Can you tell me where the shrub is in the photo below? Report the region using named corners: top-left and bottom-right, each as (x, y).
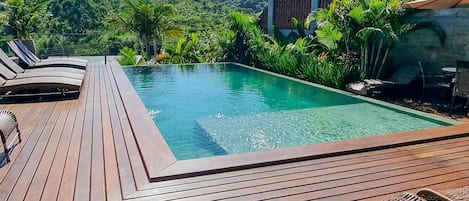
top-left (118, 46), bottom-right (137, 65)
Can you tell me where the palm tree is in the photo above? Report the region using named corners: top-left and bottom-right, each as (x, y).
top-left (108, 0), bottom-right (182, 59)
top-left (313, 0), bottom-right (444, 79)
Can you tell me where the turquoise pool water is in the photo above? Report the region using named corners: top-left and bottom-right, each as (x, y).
top-left (123, 63), bottom-right (451, 160)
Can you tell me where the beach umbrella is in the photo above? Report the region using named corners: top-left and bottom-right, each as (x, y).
top-left (407, 0), bottom-right (469, 9)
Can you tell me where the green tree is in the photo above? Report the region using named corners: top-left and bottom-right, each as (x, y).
top-left (108, 0), bottom-right (182, 58)
top-left (0, 0), bottom-right (49, 39)
top-left (47, 0), bottom-right (102, 33)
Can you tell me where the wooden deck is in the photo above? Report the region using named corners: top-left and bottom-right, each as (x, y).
top-left (0, 60), bottom-right (468, 201)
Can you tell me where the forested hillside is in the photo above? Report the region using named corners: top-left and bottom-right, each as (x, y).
top-left (219, 0), bottom-right (268, 12)
top-left (165, 0), bottom-right (267, 33)
top-left (0, 0), bottom-right (267, 57)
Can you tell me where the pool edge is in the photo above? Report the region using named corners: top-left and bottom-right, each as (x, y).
top-left (115, 61), bottom-right (467, 182)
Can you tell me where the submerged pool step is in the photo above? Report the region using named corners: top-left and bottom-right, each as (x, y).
top-left (196, 103), bottom-right (444, 155)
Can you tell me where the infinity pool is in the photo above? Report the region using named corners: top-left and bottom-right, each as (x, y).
top-left (123, 63), bottom-right (453, 160)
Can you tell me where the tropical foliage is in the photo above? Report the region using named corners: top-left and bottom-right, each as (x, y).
top-left (0, 0), bottom-right (433, 90)
top-left (108, 0), bottom-right (182, 58)
top-left (0, 0), bottom-right (50, 39)
top-left (0, 0), bottom-right (263, 57)
top-left (312, 0), bottom-right (437, 79)
top-left (223, 12), bottom-right (355, 88)
top-left (118, 46), bottom-right (138, 65)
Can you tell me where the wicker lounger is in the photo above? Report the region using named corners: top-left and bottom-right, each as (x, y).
top-left (389, 186), bottom-right (469, 201)
top-left (0, 110), bottom-right (21, 163)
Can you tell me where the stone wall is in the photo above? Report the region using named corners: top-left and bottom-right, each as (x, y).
top-left (390, 8), bottom-right (469, 74)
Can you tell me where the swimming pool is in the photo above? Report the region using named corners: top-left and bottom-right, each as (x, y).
top-left (123, 63), bottom-right (455, 160)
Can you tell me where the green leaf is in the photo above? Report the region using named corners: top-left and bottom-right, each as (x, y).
top-left (348, 6), bottom-right (365, 24)
top-left (292, 17), bottom-right (306, 38)
top-left (315, 23), bottom-right (342, 50)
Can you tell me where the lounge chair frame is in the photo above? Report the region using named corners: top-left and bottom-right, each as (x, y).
top-left (0, 110), bottom-right (21, 163)
top-left (449, 60), bottom-right (469, 114)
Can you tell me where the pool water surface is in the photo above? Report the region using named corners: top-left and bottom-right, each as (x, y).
top-left (123, 64), bottom-right (452, 160)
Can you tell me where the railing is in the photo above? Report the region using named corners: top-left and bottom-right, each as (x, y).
top-left (1, 33), bottom-right (136, 58)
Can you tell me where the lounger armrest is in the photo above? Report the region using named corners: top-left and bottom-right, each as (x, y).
top-left (416, 188), bottom-right (453, 201)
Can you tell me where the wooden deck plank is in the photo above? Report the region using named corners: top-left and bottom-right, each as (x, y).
top-left (103, 63), bottom-right (138, 198)
top-left (145, 136), bottom-right (469, 190)
top-left (0, 103), bottom-right (56, 199)
top-left (3, 102), bottom-right (66, 201)
top-left (163, 161), bottom-right (469, 201)
top-left (0, 103), bottom-right (48, 183)
top-left (90, 64), bottom-right (106, 201)
top-left (74, 65), bottom-right (96, 201)
top-left (23, 101), bottom-right (73, 201)
top-left (128, 137), bottom-right (469, 199)
top-left (101, 63), bottom-right (123, 201)
top-left (57, 63), bottom-right (91, 201)
top-left (313, 169), bottom-right (469, 201)
top-left (36, 98), bottom-right (78, 201)
top-left (109, 62), bottom-right (149, 191)
top-left (109, 61), bottom-right (176, 178)
top-left (246, 160), bottom-right (469, 201)
top-left (128, 141), bottom-right (469, 200)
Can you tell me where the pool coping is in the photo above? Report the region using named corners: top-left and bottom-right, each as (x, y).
top-left (112, 61), bottom-right (467, 182)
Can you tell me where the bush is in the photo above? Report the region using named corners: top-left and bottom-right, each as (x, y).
top-left (118, 46), bottom-right (137, 65)
top-left (224, 12), bottom-right (357, 89)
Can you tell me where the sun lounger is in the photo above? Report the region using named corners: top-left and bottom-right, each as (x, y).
top-left (13, 39), bottom-right (88, 64)
top-left (0, 48), bottom-right (85, 76)
top-left (0, 62), bottom-right (84, 80)
top-left (0, 75), bottom-right (82, 95)
top-left (0, 50), bottom-right (84, 97)
top-left (346, 64), bottom-right (422, 96)
top-left (7, 41), bottom-right (87, 69)
top-left (0, 64), bottom-right (83, 97)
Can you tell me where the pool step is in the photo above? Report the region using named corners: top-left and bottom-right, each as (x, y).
top-left (196, 103), bottom-right (443, 155)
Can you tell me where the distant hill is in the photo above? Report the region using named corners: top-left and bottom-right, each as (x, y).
top-left (219, 0), bottom-right (268, 13)
top-left (168, 0), bottom-right (268, 33)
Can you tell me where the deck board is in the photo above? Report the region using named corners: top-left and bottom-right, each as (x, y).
top-left (101, 63), bottom-right (123, 201)
top-left (6, 102), bottom-right (65, 201)
top-left (40, 96), bottom-right (78, 201)
top-left (128, 144), bottom-right (469, 200)
top-left (0, 103), bottom-right (48, 183)
top-left (0, 59), bottom-right (468, 201)
top-left (90, 63), bottom-right (106, 201)
top-left (138, 137), bottom-right (469, 196)
top-left (57, 63), bottom-right (90, 201)
top-left (74, 64), bottom-right (95, 201)
top-left (108, 63), bottom-right (148, 192)
top-left (104, 62), bottom-right (139, 197)
top-left (23, 101), bottom-right (72, 201)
